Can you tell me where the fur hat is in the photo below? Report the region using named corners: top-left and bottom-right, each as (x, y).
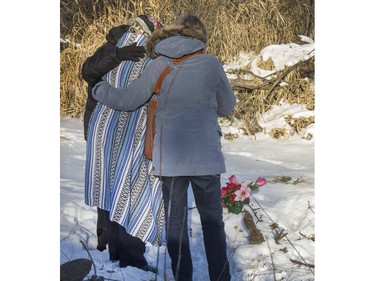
top-left (128, 15), bottom-right (163, 37)
top-left (145, 24), bottom-right (207, 58)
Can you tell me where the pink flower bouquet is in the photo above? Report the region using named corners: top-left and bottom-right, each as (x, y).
top-left (221, 175), bottom-right (267, 214)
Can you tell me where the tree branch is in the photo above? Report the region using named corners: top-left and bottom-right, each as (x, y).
top-left (228, 56), bottom-right (314, 91)
top-left (289, 258), bottom-right (315, 269)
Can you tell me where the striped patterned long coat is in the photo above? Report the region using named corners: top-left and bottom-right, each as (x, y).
top-left (84, 32), bottom-right (164, 245)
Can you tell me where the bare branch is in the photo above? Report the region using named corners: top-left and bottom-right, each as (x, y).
top-left (308, 201), bottom-right (315, 214)
top-left (289, 258), bottom-right (315, 269)
top-left (299, 230), bottom-right (315, 242)
top-left (229, 56), bottom-right (314, 92)
top-left (228, 77), bottom-right (266, 90)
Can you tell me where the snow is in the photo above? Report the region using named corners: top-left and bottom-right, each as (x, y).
top-left (60, 116), bottom-right (314, 281)
top-left (257, 102), bottom-right (314, 140)
top-left (223, 36), bottom-right (314, 79)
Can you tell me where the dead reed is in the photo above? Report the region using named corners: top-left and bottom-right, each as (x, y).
top-left (60, 0), bottom-right (315, 136)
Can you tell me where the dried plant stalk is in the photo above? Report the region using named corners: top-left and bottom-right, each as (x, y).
top-left (60, 0), bottom-right (314, 123)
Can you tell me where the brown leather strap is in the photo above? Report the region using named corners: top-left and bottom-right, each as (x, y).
top-left (172, 49), bottom-right (204, 64)
top-left (152, 49), bottom-right (204, 95)
top-left (144, 49), bottom-right (205, 160)
top-left (152, 66), bottom-right (172, 95)
top-left (149, 98), bottom-right (157, 110)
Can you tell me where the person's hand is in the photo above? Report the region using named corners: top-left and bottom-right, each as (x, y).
top-left (116, 43), bottom-right (146, 62)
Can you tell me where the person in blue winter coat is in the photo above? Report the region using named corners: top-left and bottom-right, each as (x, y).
top-left (92, 14), bottom-right (235, 281)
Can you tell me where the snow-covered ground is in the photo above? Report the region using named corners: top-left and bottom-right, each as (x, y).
top-left (60, 110), bottom-right (314, 281)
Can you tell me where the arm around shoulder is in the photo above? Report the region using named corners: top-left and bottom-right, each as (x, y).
top-left (92, 72), bottom-right (154, 111)
top-left (81, 43), bottom-right (120, 87)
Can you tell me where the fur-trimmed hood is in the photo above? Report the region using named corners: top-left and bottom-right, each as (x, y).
top-left (145, 24), bottom-right (207, 58)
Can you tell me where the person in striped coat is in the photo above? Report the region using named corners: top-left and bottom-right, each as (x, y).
top-left (82, 15), bottom-right (164, 271)
top-left (82, 23), bottom-right (142, 253)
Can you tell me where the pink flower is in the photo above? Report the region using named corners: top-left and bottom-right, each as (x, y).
top-left (256, 177), bottom-right (267, 187)
top-left (228, 175), bottom-right (238, 184)
top-left (234, 185), bottom-right (250, 202)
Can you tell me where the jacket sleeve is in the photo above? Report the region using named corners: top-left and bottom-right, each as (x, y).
top-left (215, 59), bottom-right (236, 116)
top-left (81, 43), bottom-right (121, 140)
top-left (92, 62), bottom-right (159, 111)
top-left (81, 26), bottom-right (129, 141)
top-left (83, 87), bottom-right (97, 141)
top-left (81, 43), bottom-right (122, 87)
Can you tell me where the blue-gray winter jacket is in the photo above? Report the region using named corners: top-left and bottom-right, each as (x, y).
top-left (93, 25), bottom-right (236, 176)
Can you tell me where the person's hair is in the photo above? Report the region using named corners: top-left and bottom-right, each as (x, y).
top-left (174, 14), bottom-right (208, 43)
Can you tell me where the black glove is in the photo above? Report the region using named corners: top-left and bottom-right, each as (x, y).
top-left (88, 78), bottom-right (103, 88)
top-left (116, 43), bottom-right (146, 62)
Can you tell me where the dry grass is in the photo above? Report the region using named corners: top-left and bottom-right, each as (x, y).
top-left (269, 128), bottom-right (288, 139)
top-left (269, 176), bottom-right (308, 185)
top-left (285, 115), bottom-right (315, 135)
top-left (230, 75), bottom-right (314, 136)
top-left (60, 0), bottom-right (315, 128)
